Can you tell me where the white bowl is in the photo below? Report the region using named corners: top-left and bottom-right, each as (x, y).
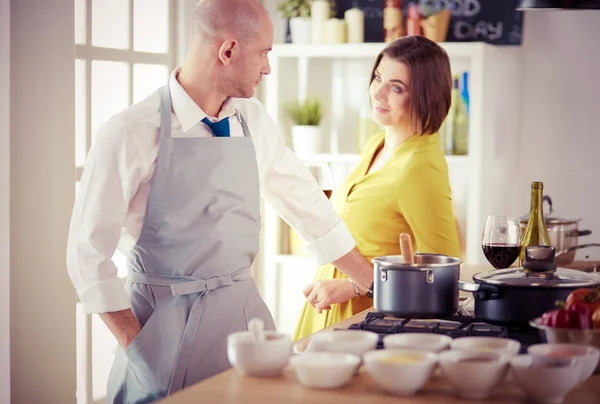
top-left (383, 333), bottom-right (452, 353)
top-left (530, 317), bottom-right (600, 372)
top-left (363, 349), bottom-right (438, 396)
top-left (438, 349), bottom-right (510, 399)
top-left (450, 336), bottom-right (521, 356)
top-left (527, 343), bottom-right (600, 384)
top-left (289, 352), bottom-right (361, 389)
top-left (510, 354), bottom-right (583, 404)
top-left (227, 331), bottom-right (292, 377)
top-left (305, 330), bottom-right (379, 357)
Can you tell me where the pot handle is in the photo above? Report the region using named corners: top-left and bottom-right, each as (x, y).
top-left (576, 230), bottom-right (592, 237)
top-left (458, 281), bottom-right (502, 301)
top-left (543, 195), bottom-right (553, 216)
top-left (458, 280), bottom-right (480, 292)
top-left (380, 267), bottom-right (435, 283)
top-left (556, 243), bottom-right (600, 258)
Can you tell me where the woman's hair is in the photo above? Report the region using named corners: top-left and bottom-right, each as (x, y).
top-left (370, 36), bottom-right (452, 135)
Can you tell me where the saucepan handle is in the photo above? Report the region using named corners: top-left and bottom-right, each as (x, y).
top-left (458, 281), bottom-right (502, 301)
top-left (458, 280), bottom-right (480, 292)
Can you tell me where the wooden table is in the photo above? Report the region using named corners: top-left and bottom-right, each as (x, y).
top-left (158, 262), bottom-right (600, 403)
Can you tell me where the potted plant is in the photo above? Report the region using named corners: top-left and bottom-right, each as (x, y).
top-left (286, 97), bottom-right (324, 155)
top-left (277, 0), bottom-right (312, 44)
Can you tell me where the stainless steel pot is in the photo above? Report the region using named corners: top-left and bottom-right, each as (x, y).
top-left (372, 253), bottom-right (461, 318)
top-left (519, 195), bottom-right (592, 265)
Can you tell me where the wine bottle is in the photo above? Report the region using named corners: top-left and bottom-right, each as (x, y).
top-left (451, 75), bottom-right (468, 156)
top-left (520, 181), bottom-right (551, 264)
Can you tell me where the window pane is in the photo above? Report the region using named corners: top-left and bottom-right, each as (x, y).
top-left (134, 0), bottom-right (169, 53)
top-left (75, 60), bottom-right (87, 167)
top-left (92, 0), bottom-right (129, 49)
top-left (91, 61), bottom-right (129, 142)
top-left (133, 64), bottom-right (168, 103)
top-left (74, 0), bottom-right (86, 45)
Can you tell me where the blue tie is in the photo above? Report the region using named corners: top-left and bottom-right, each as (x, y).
top-left (201, 117), bottom-right (230, 137)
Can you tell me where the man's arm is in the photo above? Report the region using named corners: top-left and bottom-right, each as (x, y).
top-left (258, 109), bottom-right (373, 285)
top-left (331, 247), bottom-right (373, 292)
top-left (100, 310), bottom-right (142, 349)
top-left (66, 118), bottom-right (145, 348)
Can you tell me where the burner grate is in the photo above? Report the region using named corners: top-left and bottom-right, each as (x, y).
top-left (345, 311), bottom-right (541, 352)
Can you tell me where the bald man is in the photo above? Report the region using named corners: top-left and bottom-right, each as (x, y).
top-left (66, 0), bottom-right (374, 402)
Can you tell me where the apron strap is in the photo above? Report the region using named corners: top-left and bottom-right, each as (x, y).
top-left (128, 266), bottom-right (252, 394)
top-left (159, 86), bottom-right (173, 139)
top-left (128, 267), bottom-right (251, 296)
top-left (235, 110), bottom-right (252, 138)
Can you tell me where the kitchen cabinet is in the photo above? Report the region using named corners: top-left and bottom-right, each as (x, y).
top-left (257, 42), bottom-right (523, 335)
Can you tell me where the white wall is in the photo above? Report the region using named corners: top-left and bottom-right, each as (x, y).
top-left (10, 0), bottom-right (77, 402)
top-left (0, 0), bottom-right (11, 402)
top-left (517, 11), bottom-right (600, 260)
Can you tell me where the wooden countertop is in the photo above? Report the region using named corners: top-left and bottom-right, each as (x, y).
top-left (158, 262), bottom-right (600, 404)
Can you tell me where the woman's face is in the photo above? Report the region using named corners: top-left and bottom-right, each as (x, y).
top-left (369, 55), bottom-right (411, 128)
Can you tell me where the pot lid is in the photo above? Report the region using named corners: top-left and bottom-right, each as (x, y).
top-left (518, 195), bottom-right (580, 226)
top-left (473, 267), bottom-right (600, 288)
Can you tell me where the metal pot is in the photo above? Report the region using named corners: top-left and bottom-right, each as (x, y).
top-left (459, 246), bottom-right (600, 326)
top-left (372, 253), bottom-right (461, 318)
top-left (519, 195), bottom-right (592, 265)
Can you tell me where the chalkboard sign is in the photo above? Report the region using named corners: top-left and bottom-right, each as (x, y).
top-left (334, 0), bottom-right (523, 45)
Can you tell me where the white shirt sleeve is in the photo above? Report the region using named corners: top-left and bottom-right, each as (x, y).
top-left (259, 112), bottom-right (356, 265)
top-left (66, 117), bottom-right (147, 313)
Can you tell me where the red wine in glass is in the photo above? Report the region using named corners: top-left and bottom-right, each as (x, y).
top-left (482, 215), bottom-right (522, 269)
top-left (482, 243), bottom-right (521, 269)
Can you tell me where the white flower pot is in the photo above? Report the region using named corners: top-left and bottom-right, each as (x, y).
top-left (292, 125), bottom-right (322, 155)
top-left (289, 17), bottom-right (312, 44)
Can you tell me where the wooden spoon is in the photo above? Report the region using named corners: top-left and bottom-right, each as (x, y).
top-left (399, 233), bottom-right (415, 265)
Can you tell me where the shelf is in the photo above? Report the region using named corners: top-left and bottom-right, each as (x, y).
top-left (296, 153), bottom-right (468, 165)
top-left (296, 153), bottom-right (361, 164)
top-left (445, 155), bottom-right (469, 164)
top-left (271, 42), bottom-right (487, 60)
top-left (273, 254), bottom-right (317, 267)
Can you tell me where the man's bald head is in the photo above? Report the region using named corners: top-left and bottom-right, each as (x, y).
top-left (192, 0), bottom-right (270, 45)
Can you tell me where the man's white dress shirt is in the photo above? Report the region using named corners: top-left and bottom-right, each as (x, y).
top-left (66, 70), bottom-right (355, 313)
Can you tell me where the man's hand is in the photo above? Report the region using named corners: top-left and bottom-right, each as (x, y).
top-left (303, 279), bottom-right (358, 313)
top-left (100, 309), bottom-right (142, 350)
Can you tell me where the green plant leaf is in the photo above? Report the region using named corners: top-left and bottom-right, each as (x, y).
top-left (286, 97), bottom-right (324, 126)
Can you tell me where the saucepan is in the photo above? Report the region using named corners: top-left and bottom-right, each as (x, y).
top-left (372, 234), bottom-right (461, 318)
top-left (519, 195), bottom-right (592, 265)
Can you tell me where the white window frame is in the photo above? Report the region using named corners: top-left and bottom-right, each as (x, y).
top-left (75, 2), bottom-right (177, 403)
top-left (75, 0), bottom-right (177, 181)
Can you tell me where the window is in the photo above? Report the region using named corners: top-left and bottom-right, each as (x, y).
top-left (74, 1), bottom-right (175, 402)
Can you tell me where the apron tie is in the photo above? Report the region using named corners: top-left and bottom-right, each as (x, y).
top-left (127, 270), bottom-right (245, 296)
top-left (127, 266), bottom-right (252, 393)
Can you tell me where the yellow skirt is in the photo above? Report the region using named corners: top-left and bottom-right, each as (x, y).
top-left (293, 263), bottom-right (373, 341)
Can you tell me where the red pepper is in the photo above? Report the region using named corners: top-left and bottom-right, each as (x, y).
top-left (539, 308), bottom-right (592, 329)
top-left (565, 286), bottom-right (600, 320)
top-left (593, 307), bottom-right (600, 328)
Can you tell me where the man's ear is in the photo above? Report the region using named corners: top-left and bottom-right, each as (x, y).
top-left (218, 40), bottom-right (237, 66)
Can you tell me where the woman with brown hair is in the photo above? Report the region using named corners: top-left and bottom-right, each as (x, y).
top-left (294, 36), bottom-right (461, 340)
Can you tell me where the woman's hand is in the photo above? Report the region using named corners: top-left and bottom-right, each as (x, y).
top-left (303, 279), bottom-right (358, 313)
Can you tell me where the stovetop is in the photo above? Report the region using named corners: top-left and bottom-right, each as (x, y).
top-left (347, 311), bottom-right (543, 354)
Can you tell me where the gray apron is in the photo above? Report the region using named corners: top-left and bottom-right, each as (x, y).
top-left (106, 86), bottom-right (275, 404)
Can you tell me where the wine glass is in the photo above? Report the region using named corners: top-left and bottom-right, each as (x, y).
top-left (482, 215), bottom-right (522, 269)
top-left (303, 160), bottom-right (334, 199)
